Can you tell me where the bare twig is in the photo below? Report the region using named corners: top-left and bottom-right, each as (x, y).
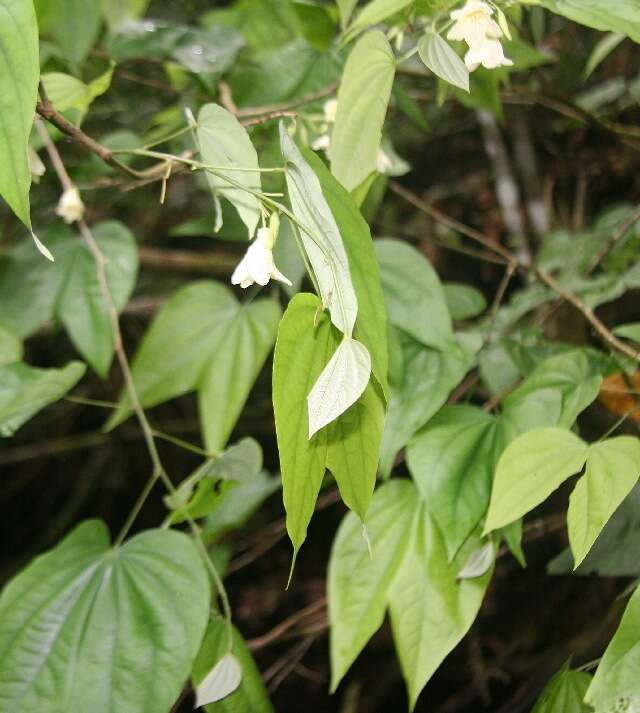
top-left (586, 204), bottom-right (640, 273)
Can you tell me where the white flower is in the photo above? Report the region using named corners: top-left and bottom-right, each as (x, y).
top-left (376, 148), bottom-right (393, 174)
top-left (448, 1), bottom-right (501, 47)
top-left (311, 133), bottom-right (331, 151)
top-left (323, 98), bottom-right (338, 123)
top-left (28, 146), bottom-right (45, 182)
top-left (55, 186), bottom-right (85, 224)
top-left (464, 38), bottom-right (514, 70)
top-left (447, 0), bottom-right (513, 72)
top-left (231, 226), bottom-right (292, 289)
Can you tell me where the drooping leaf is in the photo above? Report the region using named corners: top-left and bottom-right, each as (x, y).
top-left (0, 520), bottom-right (210, 713)
top-left (346, 0), bottom-right (413, 37)
top-left (0, 361), bottom-right (86, 437)
top-left (280, 124), bottom-right (359, 336)
top-left (0, 0), bottom-right (39, 227)
top-left (308, 337), bottom-right (371, 438)
top-left (337, 0), bottom-right (358, 27)
top-left (37, 0), bottom-right (102, 65)
top-left (329, 479), bottom-right (419, 691)
top-left (484, 427), bottom-right (589, 533)
top-left (388, 509), bottom-right (492, 710)
top-left (375, 239), bottom-right (454, 350)
top-left (586, 585), bottom-right (640, 712)
top-left (418, 31), bottom-right (470, 92)
top-left (583, 32), bottom-right (625, 79)
top-left (549, 484), bottom-right (640, 578)
top-left (197, 103), bottom-right (262, 239)
top-left (195, 654), bottom-right (242, 707)
top-left (330, 30), bottom-right (395, 191)
top-left (457, 541), bottom-right (495, 579)
top-left (107, 281), bottom-right (280, 452)
top-left (0, 222), bottom-right (138, 376)
top-left (540, 0), bottom-right (640, 44)
top-left (408, 405), bottom-right (509, 560)
top-left (568, 436), bottom-right (640, 568)
top-left (531, 665), bottom-right (592, 713)
top-left (302, 147), bottom-right (389, 398)
top-left (273, 294), bottom-right (336, 554)
top-left (192, 612), bottom-right (274, 713)
top-left (380, 333), bottom-right (476, 476)
top-left (502, 350), bottom-right (603, 435)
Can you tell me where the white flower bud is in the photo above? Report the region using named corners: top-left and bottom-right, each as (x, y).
top-left (55, 186), bottom-right (85, 224)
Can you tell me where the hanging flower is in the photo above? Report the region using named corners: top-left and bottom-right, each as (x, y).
top-left (231, 215), bottom-right (292, 289)
top-left (447, 0), bottom-right (513, 72)
top-left (55, 186), bottom-right (85, 224)
top-left (464, 38), bottom-right (513, 71)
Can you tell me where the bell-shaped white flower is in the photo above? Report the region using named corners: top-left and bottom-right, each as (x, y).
top-left (323, 98), bottom-right (338, 123)
top-left (447, 1), bottom-right (501, 47)
top-left (56, 186), bottom-right (85, 224)
top-left (311, 133), bottom-right (331, 152)
top-left (231, 220), bottom-right (292, 289)
top-left (464, 38), bottom-right (514, 71)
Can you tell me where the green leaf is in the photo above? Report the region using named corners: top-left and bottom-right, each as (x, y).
top-left (502, 518), bottom-right (526, 567)
top-left (0, 361), bottom-right (85, 437)
top-left (195, 653), bottom-right (241, 707)
top-left (502, 350), bottom-right (603, 435)
top-left (329, 479), bottom-right (419, 691)
top-left (308, 337), bottom-right (371, 437)
top-left (41, 66), bottom-right (113, 122)
top-left (380, 333), bottom-right (475, 476)
top-left (107, 281), bottom-right (280, 452)
top-left (586, 585), bottom-right (640, 712)
top-left (193, 612), bottom-right (274, 713)
top-left (418, 31), bottom-right (470, 92)
top-left (408, 405), bottom-right (509, 560)
top-left (388, 509), bottom-right (492, 709)
top-left (346, 0), bottom-right (412, 36)
top-left (0, 222), bottom-right (138, 376)
top-left (301, 147), bottom-right (389, 398)
top-left (337, 0), bottom-right (358, 28)
top-left (0, 0), bottom-right (39, 227)
top-left (584, 32), bottom-right (625, 79)
top-left (568, 436), bottom-right (640, 568)
top-left (38, 0), bottom-right (102, 65)
top-left (197, 103), bottom-right (262, 239)
top-left (273, 293), bottom-right (383, 552)
top-left (540, 0), bottom-right (640, 44)
top-left (532, 665), bottom-right (592, 713)
top-left (614, 322), bottom-right (640, 342)
top-left (484, 427), bottom-right (589, 533)
top-left (375, 238), bottom-right (454, 350)
top-left (280, 124), bottom-right (358, 336)
top-left (0, 325), bottom-right (22, 367)
top-left (273, 294), bottom-right (336, 554)
top-left (330, 30), bottom-right (395, 191)
top-left (443, 282), bottom-right (487, 320)
top-left (0, 520), bottom-right (210, 713)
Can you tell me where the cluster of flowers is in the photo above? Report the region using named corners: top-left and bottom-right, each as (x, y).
top-left (448, 0), bottom-right (513, 71)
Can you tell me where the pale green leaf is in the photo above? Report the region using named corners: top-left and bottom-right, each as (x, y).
top-left (308, 337), bottom-right (371, 437)
top-left (280, 124), bottom-right (358, 336)
top-left (502, 350), bottom-right (602, 435)
top-left (273, 294), bottom-right (336, 554)
top-left (329, 480), bottom-right (419, 691)
top-left (0, 325), bottom-right (22, 367)
top-left (484, 427), bottom-right (589, 533)
top-left (0, 521), bottom-right (210, 713)
top-left (443, 282), bottom-right (487, 320)
top-left (102, 0), bottom-right (150, 30)
top-left (41, 66), bottom-right (113, 122)
top-left (346, 0), bottom-right (412, 36)
top-left (408, 405), bottom-right (508, 560)
top-left (584, 32), bottom-right (625, 79)
top-left (540, 0), bottom-right (640, 44)
top-left (418, 31), bottom-right (469, 92)
top-left (586, 585), bottom-right (640, 712)
top-left (0, 222), bottom-right (138, 377)
top-left (195, 654), bottom-right (242, 707)
top-left (197, 103), bottom-right (262, 239)
top-left (380, 334), bottom-right (475, 476)
top-left (330, 31), bottom-right (396, 191)
top-left (0, 0), bottom-right (39, 227)
top-left (532, 665), bottom-right (592, 713)
top-left (336, 0), bottom-right (358, 27)
top-left (568, 436), bottom-right (640, 568)
top-left (38, 0), bottom-right (103, 65)
top-left (107, 281), bottom-right (280, 452)
top-left (388, 509), bottom-right (492, 710)
top-left (614, 322), bottom-right (640, 342)
top-left (302, 147), bottom-right (389, 398)
top-left (458, 541), bottom-right (495, 579)
top-left (375, 238), bottom-right (454, 350)
top-left (0, 361), bottom-right (85, 437)
top-left (192, 612), bottom-right (274, 713)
